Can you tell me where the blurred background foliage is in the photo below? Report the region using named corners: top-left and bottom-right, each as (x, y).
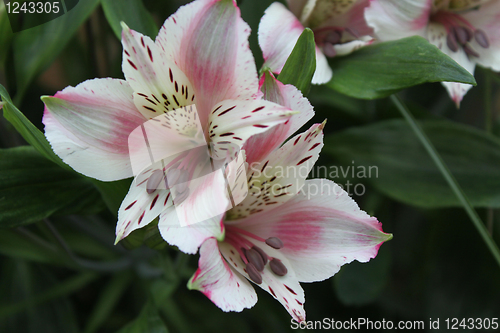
top-left (0, 0), bottom-right (499, 332)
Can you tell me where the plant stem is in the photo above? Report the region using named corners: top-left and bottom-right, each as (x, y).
top-left (390, 94), bottom-right (500, 267)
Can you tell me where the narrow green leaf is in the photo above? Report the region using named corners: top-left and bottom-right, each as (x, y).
top-left (324, 119), bottom-right (500, 208)
top-left (14, 0), bottom-right (100, 95)
top-left (0, 146), bottom-right (104, 227)
top-left (389, 95), bottom-right (500, 268)
top-left (0, 270), bottom-right (97, 320)
top-left (84, 273), bottom-right (133, 333)
top-left (117, 301), bottom-right (168, 333)
top-left (0, 84), bottom-right (69, 169)
top-left (277, 28), bottom-right (316, 96)
top-left (0, 2), bottom-right (13, 69)
top-left (102, 0), bottom-right (159, 40)
top-left (327, 36), bottom-right (477, 99)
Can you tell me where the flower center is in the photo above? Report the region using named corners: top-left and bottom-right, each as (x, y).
top-left (313, 26), bottom-right (359, 57)
top-left (431, 10), bottom-right (489, 57)
top-left (224, 225), bottom-right (287, 284)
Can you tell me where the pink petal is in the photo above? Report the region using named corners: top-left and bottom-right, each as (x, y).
top-left (219, 241), bottom-right (306, 322)
top-left (243, 72), bottom-right (314, 166)
top-left (258, 2), bottom-right (304, 75)
top-left (156, 0), bottom-right (258, 125)
top-left (365, 0), bottom-right (432, 41)
top-left (121, 24), bottom-right (195, 119)
top-left (188, 238), bottom-right (258, 312)
top-left (426, 23), bottom-right (475, 106)
top-left (229, 123), bottom-right (324, 220)
top-left (333, 37), bottom-right (374, 56)
top-left (208, 99), bottom-right (296, 160)
top-left (42, 78), bottom-right (145, 181)
top-left (237, 179), bottom-right (392, 283)
top-left (115, 183), bottom-right (172, 243)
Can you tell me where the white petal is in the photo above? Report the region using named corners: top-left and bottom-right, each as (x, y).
top-left (365, 0), bottom-right (431, 41)
top-left (188, 238), bottom-right (258, 312)
top-left (121, 24), bottom-right (195, 119)
top-left (229, 123), bottom-right (324, 220)
top-left (259, 2), bottom-right (304, 75)
top-left (235, 179), bottom-right (392, 283)
top-left (219, 241), bottom-right (306, 322)
top-left (42, 78), bottom-right (144, 181)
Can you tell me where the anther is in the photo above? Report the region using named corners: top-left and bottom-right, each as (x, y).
top-left (474, 29), bottom-right (489, 48)
top-left (463, 44), bottom-right (479, 57)
top-left (265, 237), bottom-right (284, 249)
top-left (245, 248), bottom-right (265, 271)
top-left (167, 168), bottom-right (181, 186)
top-left (269, 258), bottom-right (288, 276)
top-left (446, 32), bottom-right (459, 52)
top-left (252, 246), bottom-right (268, 265)
top-left (325, 31), bottom-right (341, 45)
top-left (322, 43), bottom-right (336, 57)
top-left (246, 262), bottom-right (263, 284)
top-left (453, 26), bottom-right (469, 45)
top-left (146, 169), bottom-right (165, 194)
top-left (173, 188), bottom-right (189, 205)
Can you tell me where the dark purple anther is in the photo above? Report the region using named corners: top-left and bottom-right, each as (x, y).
top-left (252, 246), bottom-right (268, 265)
top-left (246, 248), bottom-right (265, 271)
top-left (463, 44), bottom-right (479, 57)
top-left (322, 43), bottom-right (337, 57)
top-left (474, 29), bottom-right (490, 48)
top-left (265, 237), bottom-right (284, 249)
top-left (146, 169), bottom-right (164, 194)
top-left (453, 26), bottom-right (468, 45)
top-left (325, 30), bottom-right (341, 44)
top-left (446, 31), bottom-right (459, 52)
top-left (173, 188), bottom-right (190, 205)
top-left (246, 262), bottom-right (263, 284)
top-left (270, 258), bottom-right (287, 276)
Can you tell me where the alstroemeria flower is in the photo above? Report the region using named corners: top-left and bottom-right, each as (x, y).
top-left (365, 0), bottom-right (500, 106)
top-left (41, 0), bottom-right (297, 242)
top-left (259, 0), bottom-right (374, 84)
top-left (166, 74), bottom-right (392, 321)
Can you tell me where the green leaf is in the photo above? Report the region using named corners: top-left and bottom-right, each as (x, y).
top-left (92, 178), bottom-right (132, 217)
top-left (326, 36), bottom-right (477, 99)
top-left (14, 0), bottom-right (100, 95)
top-left (102, 0), bottom-right (159, 40)
top-left (277, 28), bottom-right (316, 96)
top-left (0, 2), bottom-right (13, 69)
top-left (117, 301), bottom-right (168, 333)
top-left (0, 146), bottom-right (104, 227)
top-left (0, 84), bottom-right (69, 169)
top-left (323, 119), bottom-right (500, 208)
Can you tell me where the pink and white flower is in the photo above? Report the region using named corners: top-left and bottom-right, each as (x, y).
top-left (259, 0), bottom-right (375, 84)
top-left (365, 0), bottom-right (500, 106)
top-left (41, 0), bottom-right (297, 242)
top-left (178, 73), bottom-right (392, 321)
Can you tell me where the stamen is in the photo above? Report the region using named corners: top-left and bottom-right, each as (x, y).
top-left (225, 226), bottom-right (266, 243)
top-left (269, 258), bottom-right (288, 276)
top-left (265, 237), bottom-right (284, 249)
top-left (252, 245), bottom-right (269, 265)
top-left (245, 248), bottom-right (265, 271)
top-left (446, 32), bottom-right (459, 52)
top-left (146, 169), bottom-right (165, 194)
top-left (463, 44), bottom-right (479, 57)
top-left (325, 31), bottom-right (341, 44)
top-left (246, 262), bottom-right (263, 284)
top-left (474, 29), bottom-right (489, 48)
top-left (322, 43), bottom-right (336, 57)
top-left (453, 26), bottom-right (470, 45)
top-left (173, 188), bottom-right (189, 205)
